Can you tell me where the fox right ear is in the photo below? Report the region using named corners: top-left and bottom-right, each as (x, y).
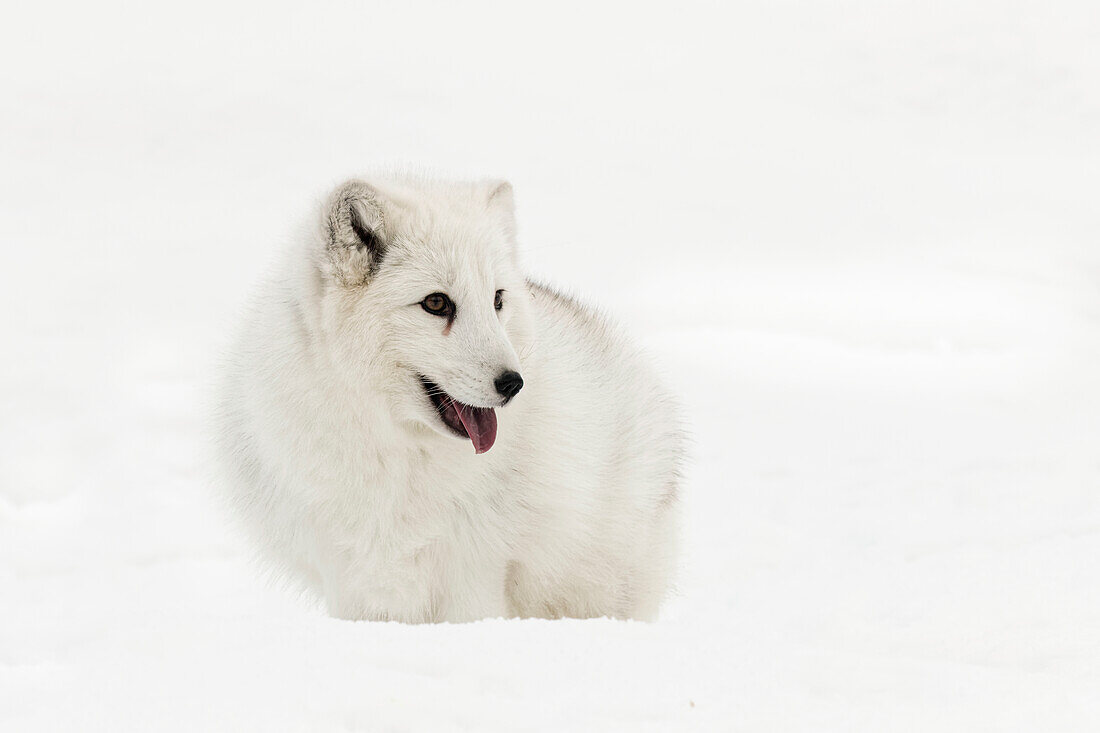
top-left (323, 180), bottom-right (387, 286)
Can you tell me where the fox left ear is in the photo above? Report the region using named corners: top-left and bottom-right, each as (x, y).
top-left (485, 180), bottom-right (516, 242)
top-left (322, 179), bottom-right (388, 286)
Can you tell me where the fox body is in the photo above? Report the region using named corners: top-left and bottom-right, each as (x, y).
top-left (215, 175), bottom-right (682, 622)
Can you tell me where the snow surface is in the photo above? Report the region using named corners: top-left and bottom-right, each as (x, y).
top-left (2, 1), bottom-right (1099, 730)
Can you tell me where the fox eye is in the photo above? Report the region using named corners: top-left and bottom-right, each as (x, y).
top-left (421, 293), bottom-right (454, 317)
top-left (494, 289), bottom-right (504, 311)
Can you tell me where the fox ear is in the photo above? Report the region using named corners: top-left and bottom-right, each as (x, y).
top-left (485, 180), bottom-right (516, 242)
top-left (323, 179), bottom-right (387, 286)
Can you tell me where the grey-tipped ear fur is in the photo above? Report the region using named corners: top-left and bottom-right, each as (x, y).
top-left (324, 180), bottom-right (387, 286)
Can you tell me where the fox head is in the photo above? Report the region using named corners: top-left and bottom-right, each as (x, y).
top-left (314, 177), bottom-right (533, 454)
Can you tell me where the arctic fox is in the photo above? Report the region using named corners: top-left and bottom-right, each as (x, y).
top-left (215, 175), bottom-right (682, 622)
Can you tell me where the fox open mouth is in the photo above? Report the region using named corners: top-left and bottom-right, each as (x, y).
top-left (418, 376), bottom-right (498, 454)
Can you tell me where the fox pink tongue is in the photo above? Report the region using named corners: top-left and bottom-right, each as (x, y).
top-left (453, 402), bottom-right (497, 454)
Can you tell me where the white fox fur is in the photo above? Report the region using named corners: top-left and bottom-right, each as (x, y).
top-left (215, 174), bottom-right (682, 622)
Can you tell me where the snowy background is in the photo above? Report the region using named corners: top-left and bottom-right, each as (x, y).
top-left (2, 1), bottom-right (1099, 730)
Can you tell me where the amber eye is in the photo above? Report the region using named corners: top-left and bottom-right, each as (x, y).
top-left (494, 289), bottom-right (504, 311)
top-left (421, 293), bottom-right (454, 317)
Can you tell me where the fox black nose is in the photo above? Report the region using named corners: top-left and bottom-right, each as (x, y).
top-left (494, 370), bottom-right (524, 401)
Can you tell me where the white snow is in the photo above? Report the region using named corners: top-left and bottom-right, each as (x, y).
top-left (2, 1), bottom-right (1099, 730)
